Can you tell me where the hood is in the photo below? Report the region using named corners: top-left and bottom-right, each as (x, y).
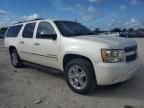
top-left (73, 35), bottom-right (137, 48)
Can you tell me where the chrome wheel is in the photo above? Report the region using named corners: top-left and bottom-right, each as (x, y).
top-left (68, 65), bottom-right (87, 90)
top-left (11, 52), bottom-right (18, 65)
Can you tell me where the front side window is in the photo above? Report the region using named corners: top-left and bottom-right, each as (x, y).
top-left (36, 22), bottom-right (56, 39)
top-left (5, 25), bottom-right (23, 37)
top-left (54, 21), bottom-right (94, 37)
top-left (22, 22), bottom-right (36, 38)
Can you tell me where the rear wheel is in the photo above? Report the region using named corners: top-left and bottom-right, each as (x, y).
top-left (10, 48), bottom-right (23, 68)
top-left (65, 58), bottom-right (96, 94)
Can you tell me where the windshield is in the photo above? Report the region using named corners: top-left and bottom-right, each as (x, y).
top-left (54, 21), bottom-right (94, 37)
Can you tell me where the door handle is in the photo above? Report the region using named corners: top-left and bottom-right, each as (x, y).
top-left (20, 41), bottom-right (24, 44)
top-left (33, 42), bottom-right (40, 46)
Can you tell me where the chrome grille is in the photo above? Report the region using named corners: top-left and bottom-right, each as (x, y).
top-left (125, 45), bottom-right (137, 62)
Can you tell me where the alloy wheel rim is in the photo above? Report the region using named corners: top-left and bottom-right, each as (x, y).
top-left (68, 65), bottom-right (87, 90)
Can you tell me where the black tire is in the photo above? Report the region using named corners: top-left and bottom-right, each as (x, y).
top-left (10, 48), bottom-right (23, 68)
top-left (65, 58), bottom-right (96, 94)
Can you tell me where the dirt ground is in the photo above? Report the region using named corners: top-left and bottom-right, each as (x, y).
top-left (0, 39), bottom-right (144, 108)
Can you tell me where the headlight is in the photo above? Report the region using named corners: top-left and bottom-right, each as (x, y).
top-left (101, 49), bottom-right (124, 63)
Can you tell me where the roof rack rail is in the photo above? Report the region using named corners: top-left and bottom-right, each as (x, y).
top-left (14, 18), bottom-right (44, 24)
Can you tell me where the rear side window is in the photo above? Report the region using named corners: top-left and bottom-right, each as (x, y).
top-left (5, 25), bottom-right (22, 37)
top-left (22, 22), bottom-right (36, 38)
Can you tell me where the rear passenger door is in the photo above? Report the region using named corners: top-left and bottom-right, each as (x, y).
top-left (18, 22), bottom-right (36, 62)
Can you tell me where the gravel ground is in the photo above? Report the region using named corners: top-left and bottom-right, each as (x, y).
top-left (0, 39), bottom-right (144, 108)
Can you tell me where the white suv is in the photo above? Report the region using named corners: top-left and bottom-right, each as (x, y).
top-left (5, 19), bottom-right (140, 94)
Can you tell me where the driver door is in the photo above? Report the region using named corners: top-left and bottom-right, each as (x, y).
top-left (32, 21), bottom-right (60, 68)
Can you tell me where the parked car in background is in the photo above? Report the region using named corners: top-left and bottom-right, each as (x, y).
top-left (120, 31), bottom-right (144, 38)
top-left (119, 32), bottom-right (129, 38)
top-left (5, 19), bottom-right (140, 94)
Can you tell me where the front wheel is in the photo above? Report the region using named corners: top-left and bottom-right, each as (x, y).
top-left (10, 49), bottom-right (23, 68)
top-left (65, 58), bottom-right (96, 94)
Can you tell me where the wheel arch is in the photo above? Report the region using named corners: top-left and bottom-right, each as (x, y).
top-left (9, 46), bottom-right (16, 54)
top-left (63, 54), bottom-right (95, 72)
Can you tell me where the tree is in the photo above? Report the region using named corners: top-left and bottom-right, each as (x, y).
top-left (128, 28), bottom-right (134, 32)
top-left (111, 28), bottom-right (121, 32)
top-left (0, 27), bottom-right (7, 38)
top-left (137, 28), bottom-right (144, 32)
top-left (0, 27), bottom-right (7, 34)
top-left (94, 28), bottom-right (101, 33)
top-left (122, 28), bottom-right (127, 32)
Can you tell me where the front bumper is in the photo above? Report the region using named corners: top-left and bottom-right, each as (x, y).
top-left (94, 57), bottom-right (141, 85)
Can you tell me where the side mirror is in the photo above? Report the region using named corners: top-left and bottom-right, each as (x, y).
top-left (40, 30), bottom-right (57, 40)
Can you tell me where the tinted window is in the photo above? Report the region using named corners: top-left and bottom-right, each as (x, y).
top-left (22, 23), bottom-right (36, 38)
top-left (5, 25), bottom-right (22, 37)
top-left (36, 22), bottom-right (56, 39)
top-left (54, 21), bottom-right (93, 37)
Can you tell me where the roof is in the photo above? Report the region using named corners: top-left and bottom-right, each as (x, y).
top-left (13, 18), bottom-right (44, 25)
top-left (12, 18), bottom-right (78, 26)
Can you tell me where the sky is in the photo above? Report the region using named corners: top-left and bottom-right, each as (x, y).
top-left (0, 0), bottom-right (144, 30)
